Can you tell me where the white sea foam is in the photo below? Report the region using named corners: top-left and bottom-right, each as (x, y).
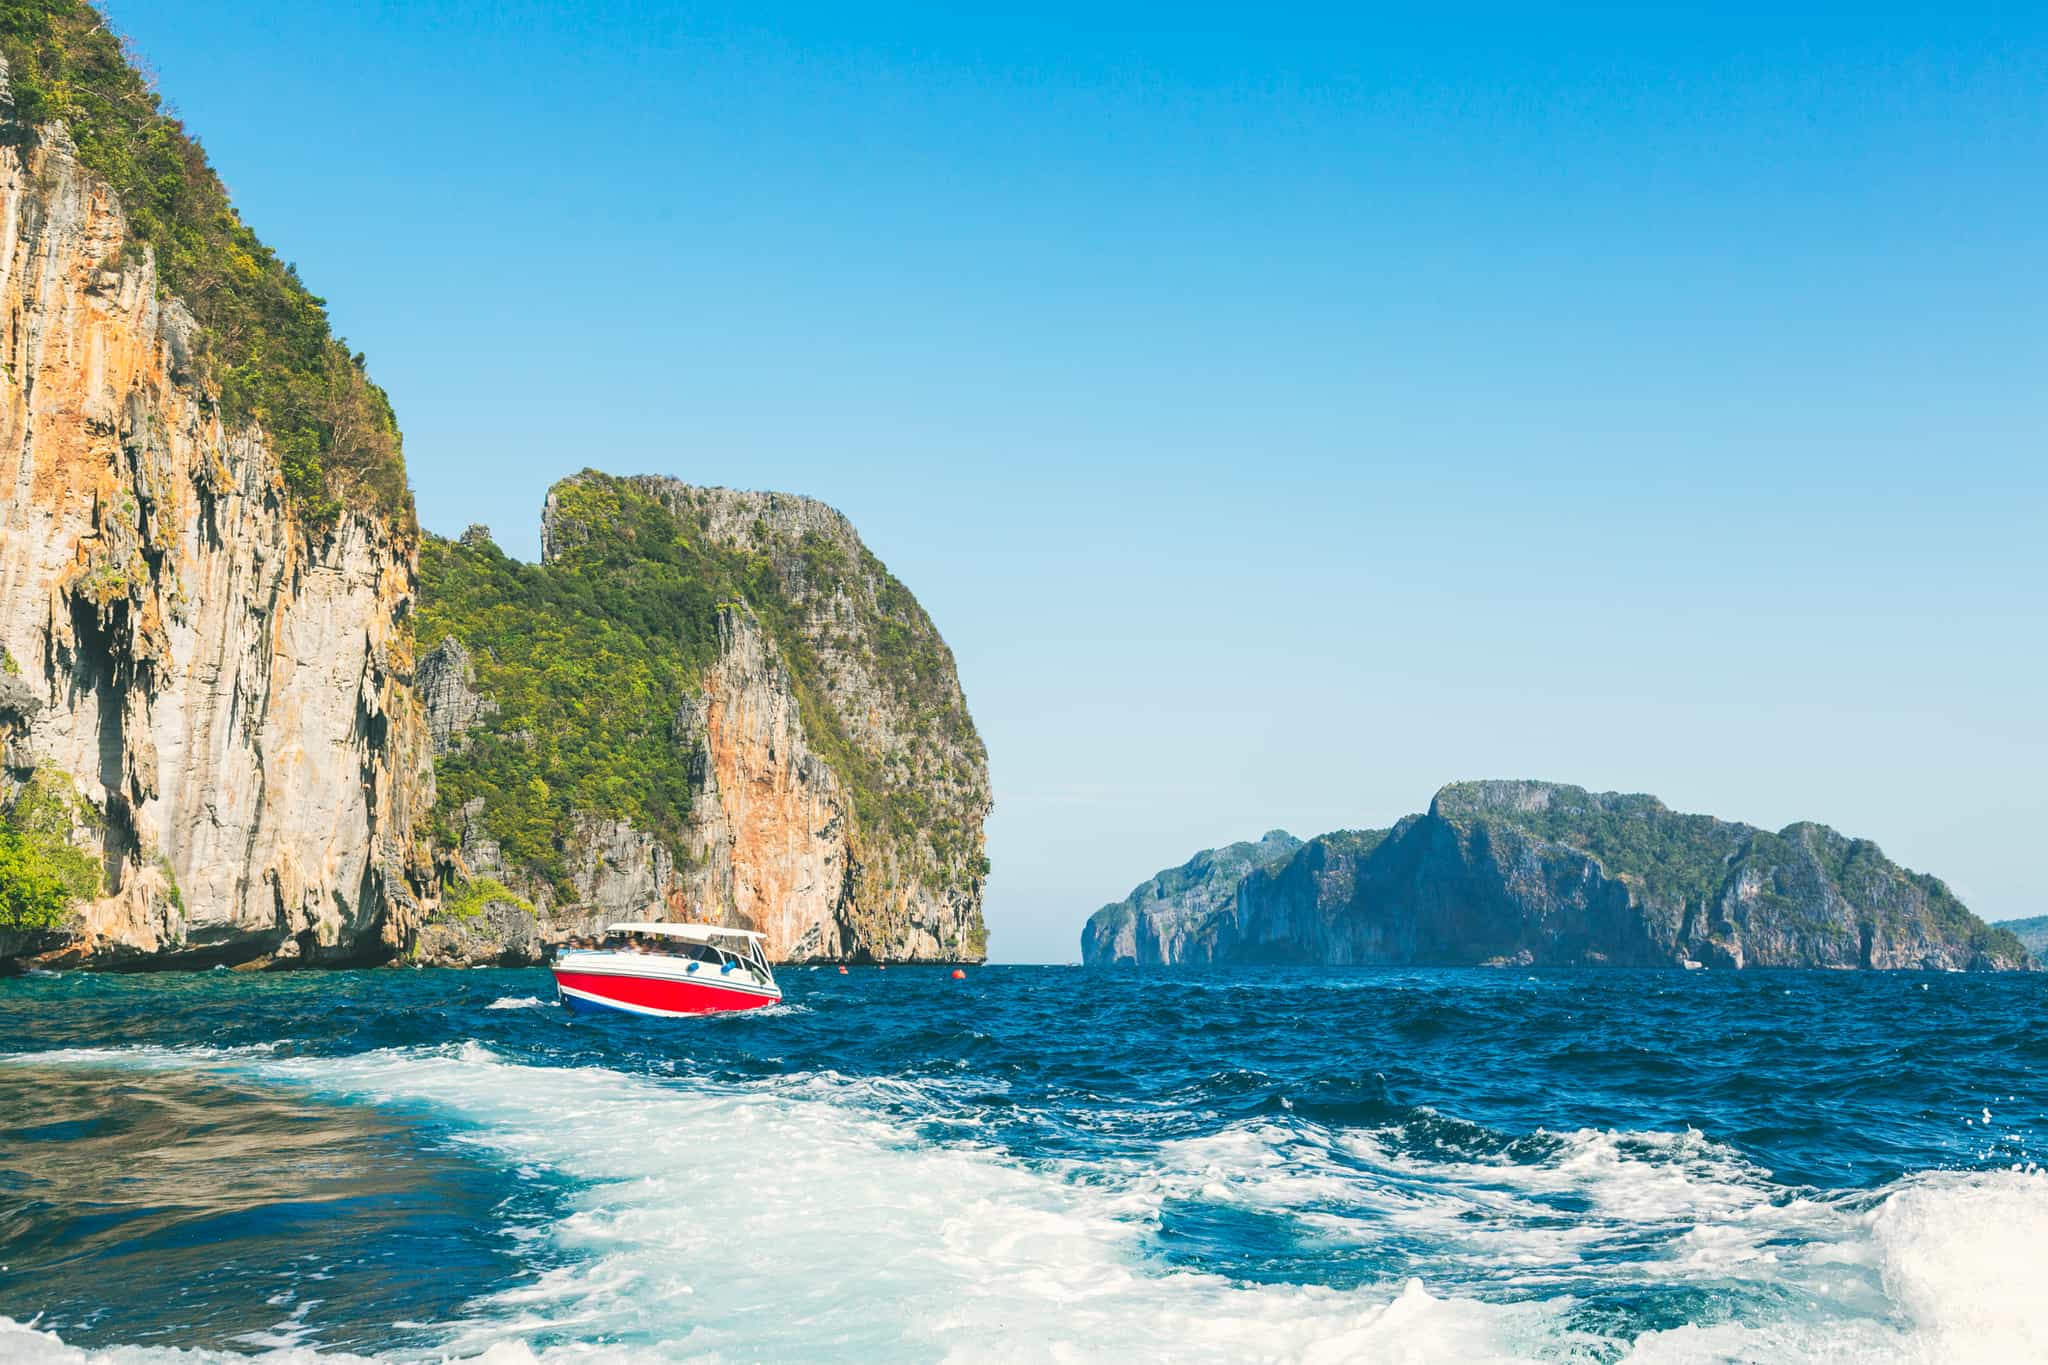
top-left (485, 997), bottom-right (549, 1011)
top-left (1127, 1117), bottom-right (1819, 1313)
top-left (0, 1316), bottom-right (376, 1364)
top-left (7, 1041), bottom-right (290, 1067)
top-left (1864, 1168), bottom-right (2048, 1364)
top-left (282, 1047), bottom-right (1572, 1362)
top-left (4, 1044), bottom-right (2044, 1363)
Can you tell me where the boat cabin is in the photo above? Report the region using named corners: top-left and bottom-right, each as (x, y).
top-left (575, 921), bottom-right (774, 980)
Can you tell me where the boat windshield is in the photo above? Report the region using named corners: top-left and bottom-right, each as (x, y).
top-left (573, 931), bottom-right (773, 978)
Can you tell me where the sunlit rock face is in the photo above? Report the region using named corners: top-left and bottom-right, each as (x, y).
top-left (0, 91), bottom-right (428, 968)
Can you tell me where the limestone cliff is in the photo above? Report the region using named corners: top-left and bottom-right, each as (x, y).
top-left (1081, 782), bottom-right (2031, 972)
top-left (0, 48), bottom-right (428, 966)
top-left (414, 473), bottom-right (991, 963)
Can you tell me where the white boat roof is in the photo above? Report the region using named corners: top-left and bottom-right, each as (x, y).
top-left (603, 921), bottom-right (765, 942)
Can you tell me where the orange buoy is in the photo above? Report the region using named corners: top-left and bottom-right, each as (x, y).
top-left (951, 968), bottom-right (966, 980)
top-left (837, 964), bottom-right (849, 975)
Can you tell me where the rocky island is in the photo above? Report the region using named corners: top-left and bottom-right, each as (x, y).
top-left (411, 475), bottom-right (990, 966)
top-left (0, 4), bottom-right (989, 970)
top-left (1083, 781), bottom-right (2031, 971)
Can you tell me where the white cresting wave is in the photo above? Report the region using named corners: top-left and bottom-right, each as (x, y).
top-left (2, 1044), bottom-right (2044, 1364)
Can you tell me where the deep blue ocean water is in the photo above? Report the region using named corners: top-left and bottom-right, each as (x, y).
top-left (0, 965), bottom-right (2042, 1362)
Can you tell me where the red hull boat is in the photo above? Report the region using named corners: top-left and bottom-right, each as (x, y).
top-left (552, 923), bottom-right (780, 1017)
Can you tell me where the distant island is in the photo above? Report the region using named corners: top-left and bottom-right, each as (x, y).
top-left (1082, 781), bottom-right (2032, 971)
top-left (1997, 915), bottom-right (2048, 958)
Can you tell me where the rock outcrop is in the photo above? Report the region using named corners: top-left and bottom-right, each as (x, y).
top-left (417, 474), bottom-right (992, 962)
top-left (1082, 782), bottom-right (2031, 972)
top-left (412, 893), bottom-right (542, 968)
top-left (416, 638), bottom-right (493, 754)
top-left (670, 606), bottom-right (861, 959)
top-left (1079, 830), bottom-right (1300, 966)
top-left (0, 64), bottom-right (428, 967)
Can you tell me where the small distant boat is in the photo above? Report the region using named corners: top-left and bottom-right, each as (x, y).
top-left (551, 922), bottom-right (780, 1017)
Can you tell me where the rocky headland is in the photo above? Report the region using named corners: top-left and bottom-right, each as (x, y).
top-left (410, 475), bottom-right (991, 965)
top-left (0, 5), bottom-right (990, 970)
top-left (1082, 782), bottom-right (2031, 972)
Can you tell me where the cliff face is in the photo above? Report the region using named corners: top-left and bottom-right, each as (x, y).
top-left (415, 473), bottom-right (991, 963)
top-left (0, 83), bottom-right (427, 965)
top-left (1081, 782), bottom-right (2031, 972)
top-left (1079, 830), bottom-right (1300, 965)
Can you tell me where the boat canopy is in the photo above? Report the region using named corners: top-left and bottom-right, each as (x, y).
top-left (603, 922), bottom-right (765, 943)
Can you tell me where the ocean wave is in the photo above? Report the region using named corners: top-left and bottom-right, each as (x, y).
top-left (485, 997), bottom-right (550, 1011)
top-left (275, 1047), bottom-right (1574, 1362)
top-left (1, 1040), bottom-right (293, 1067)
top-left (722, 999), bottom-right (812, 1017)
top-left (1865, 1168), bottom-right (2048, 1363)
top-left (0, 1317), bottom-right (329, 1364)
top-left (4, 1042), bottom-right (2042, 1363)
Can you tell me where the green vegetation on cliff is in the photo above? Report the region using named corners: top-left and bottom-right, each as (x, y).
top-left (417, 523), bottom-right (709, 899)
top-left (439, 876), bottom-right (534, 922)
top-left (0, 769), bottom-right (100, 931)
top-left (1744, 823), bottom-right (2021, 962)
top-left (1303, 827), bottom-right (1395, 861)
top-left (0, 0), bottom-right (408, 528)
top-left (1433, 783), bottom-right (1746, 908)
top-left (1436, 782), bottom-right (2026, 963)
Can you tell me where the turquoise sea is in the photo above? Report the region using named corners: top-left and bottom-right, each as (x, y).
top-left (0, 966), bottom-right (2042, 1362)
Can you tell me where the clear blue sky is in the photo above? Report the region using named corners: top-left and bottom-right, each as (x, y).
top-left (108, 1), bottom-right (2044, 961)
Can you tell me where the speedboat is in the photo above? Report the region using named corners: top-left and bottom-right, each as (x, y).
top-left (551, 922), bottom-right (781, 1016)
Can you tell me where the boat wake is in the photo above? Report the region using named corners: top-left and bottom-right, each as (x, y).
top-left (1, 1042), bottom-right (2043, 1363)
